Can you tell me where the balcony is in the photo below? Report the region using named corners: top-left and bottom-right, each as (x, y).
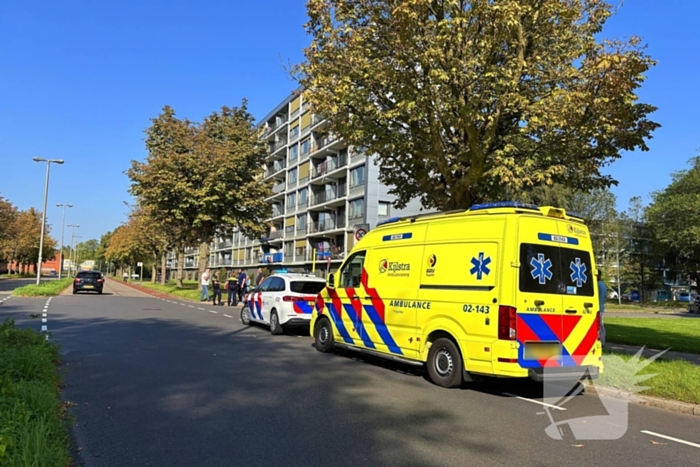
top-left (310, 185), bottom-right (347, 206)
top-left (308, 246), bottom-right (345, 261)
top-left (290, 108), bottom-right (300, 120)
top-left (264, 160), bottom-right (287, 178)
top-left (301, 125), bottom-right (311, 138)
top-left (308, 218), bottom-right (344, 234)
top-left (272, 182), bottom-right (286, 194)
top-left (311, 154), bottom-right (348, 179)
top-left (296, 225), bottom-right (307, 235)
top-left (310, 114), bottom-right (325, 128)
top-left (270, 230), bottom-right (284, 240)
top-left (269, 139), bottom-right (288, 154)
top-left (260, 117), bottom-right (288, 140)
top-left (310, 133), bottom-right (341, 155)
top-left (262, 252), bottom-right (285, 264)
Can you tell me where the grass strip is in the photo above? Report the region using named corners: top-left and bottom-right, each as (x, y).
top-left (599, 351), bottom-right (700, 405)
top-left (0, 319), bottom-right (70, 466)
top-left (135, 280), bottom-right (203, 302)
top-left (605, 317), bottom-right (700, 355)
top-left (12, 279), bottom-right (73, 297)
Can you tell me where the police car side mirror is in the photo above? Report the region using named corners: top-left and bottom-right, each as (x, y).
top-left (327, 273), bottom-right (335, 289)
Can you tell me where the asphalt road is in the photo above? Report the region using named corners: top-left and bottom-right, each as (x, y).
top-left (1, 279), bottom-right (699, 466)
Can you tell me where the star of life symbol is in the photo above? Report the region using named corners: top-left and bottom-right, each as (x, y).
top-left (530, 253), bottom-right (553, 284)
top-left (569, 258), bottom-right (587, 287)
top-left (540, 347), bottom-right (668, 440)
top-left (470, 252), bottom-right (491, 280)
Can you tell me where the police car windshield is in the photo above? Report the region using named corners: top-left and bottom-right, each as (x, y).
top-left (290, 281), bottom-right (325, 294)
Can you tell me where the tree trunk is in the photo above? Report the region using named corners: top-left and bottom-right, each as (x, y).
top-left (151, 251), bottom-right (157, 283)
top-left (160, 252), bottom-right (167, 285)
top-left (197, 241), bottom-right (209, 291)
top-left (176, 250), bottom-right (184, 288)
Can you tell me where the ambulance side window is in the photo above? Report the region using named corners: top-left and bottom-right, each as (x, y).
top-left (340, 251), bottom-right (366, 288)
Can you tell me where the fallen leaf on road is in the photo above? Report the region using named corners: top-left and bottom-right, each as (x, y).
top-left (571, 444), bottom-right (585, 448)
top-left (649, 440), bottom-right (666, 445)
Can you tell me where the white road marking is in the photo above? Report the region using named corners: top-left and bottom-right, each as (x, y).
top-left (198, 307), bottom-right (205, 310)
top-left (209, 310), bottom-right (218, 314)
top-left (502, 393), bottom-right (567, 411)
top-left (641, 431), bottom-right (700, 449)
top-left (223, 314), bottom-right (233, 318)
top-left (188, 305), bottom-right (194, 308)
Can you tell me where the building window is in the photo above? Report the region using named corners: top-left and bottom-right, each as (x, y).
top-left (290, 126), bottom-right (299, 137)
top-left (287, 192), bottom-right (296, 207)
top-left (298, 215), bottom-right (307, 230)
top-left (290, 145), bottom-right (298, 160)
top-left (289, 168), bottom-right (297, 184)
top-left (349, 198), bottom-right (364, 220)
top-left (299, 188), bottom-right (307, 205)
top-left (350, 165), bottom-right (365, 188)
top-left (378, 201), bottom-right (390, 217)
top-left (301, 139), bottom-right (310, 155)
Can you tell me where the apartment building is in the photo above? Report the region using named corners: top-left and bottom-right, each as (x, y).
top-left (169, 89), bottom-right (426, 279)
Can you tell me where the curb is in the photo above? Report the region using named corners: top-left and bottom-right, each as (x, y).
top-left (583, 382), bottom-right (700, 417)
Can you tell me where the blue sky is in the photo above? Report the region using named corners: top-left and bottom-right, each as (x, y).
top-left (1, 0), bottom-right (697, 242)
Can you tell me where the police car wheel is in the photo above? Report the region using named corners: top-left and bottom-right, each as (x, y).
top-left (314, 318), bottom-right (334, 352)
top-left (270, 310), bottom-right (283, 335)
top-left (240, 306), bottom-right (251, 326)
top-left (427, 338), bottom-right (463, 388)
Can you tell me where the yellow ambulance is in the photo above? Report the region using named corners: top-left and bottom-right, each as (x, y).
top-left (310, 202), bottom-right (603, 388)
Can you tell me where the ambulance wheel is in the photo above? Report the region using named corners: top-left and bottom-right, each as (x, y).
top-left (427, 338), bottom-right (463, 388)
top-left (240, 306), bottom-right (251, 326)
top-left (270, 310), bottom-right (283, 335)
top-left (314, 318), bottom-right (334, 353)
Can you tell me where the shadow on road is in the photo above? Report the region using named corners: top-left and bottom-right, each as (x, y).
top-left (51, 313), bottom-right (507, 467)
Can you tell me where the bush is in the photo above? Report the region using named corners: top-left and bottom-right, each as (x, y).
top-left (0, 319), bottom-right (70, 466)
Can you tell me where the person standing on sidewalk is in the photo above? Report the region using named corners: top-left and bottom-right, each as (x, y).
top-left (237, 268), bottom-right (248, 304)
top-left (211, 272), bottom-right (222, 306)
top-left (200, 268), bottom-right (211, 302)
top-left (226, 271), bottom-right (239, 306)
top-left (256, 267), bottom-right (265, 287)
top-left (597, 270), bottom-right (607, 345)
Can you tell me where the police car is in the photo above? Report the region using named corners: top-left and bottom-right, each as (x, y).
top-left (241, 273), bottom-right (326, 335)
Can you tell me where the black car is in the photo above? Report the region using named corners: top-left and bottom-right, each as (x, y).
top-left (73, 270), bottom-right (104, 294)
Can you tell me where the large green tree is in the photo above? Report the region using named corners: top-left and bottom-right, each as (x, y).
top-left (128, 104), bottom-right (271, 288)
top-left (298, 0), bottom-right (659, 209)
top-left (647, 156), bottom-right (700, 285)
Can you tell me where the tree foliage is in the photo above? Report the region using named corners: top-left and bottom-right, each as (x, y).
top-left (128, 103), bottom-right (271, 287)
top-left (298, 0), bottom-right (659, 209)
top-left (0, 207), bottom-right (57, 272)
top-left (646, 156), bottom-right (700, 283)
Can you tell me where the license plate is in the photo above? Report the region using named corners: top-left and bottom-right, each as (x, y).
top-left (83, 285), bottom-right (94, 289)
top-left (524, 342), bottom-right (561, 360)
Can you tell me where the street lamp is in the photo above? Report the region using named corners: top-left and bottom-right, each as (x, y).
top-left (67, 224), bottom-right (79, 277)
top-left (56, 203), bottom-right (73, 280)
top-left (33, 157), bottom-right (64, 285)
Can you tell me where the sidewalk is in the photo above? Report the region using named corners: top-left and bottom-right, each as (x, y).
top-left (604, 342), bottom-right (700, 365)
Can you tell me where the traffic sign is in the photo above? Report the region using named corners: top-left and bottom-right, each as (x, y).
top-left (137, 262), bottom-right (143, 267)
top-left (354, 228), bottom-right (367, 241)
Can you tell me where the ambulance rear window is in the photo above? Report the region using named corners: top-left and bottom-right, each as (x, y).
top-left (519, 243), bottom-right (594, 296)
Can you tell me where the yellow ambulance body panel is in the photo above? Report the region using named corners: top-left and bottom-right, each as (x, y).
top-left (310, 202), bottom-right (603, 387)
